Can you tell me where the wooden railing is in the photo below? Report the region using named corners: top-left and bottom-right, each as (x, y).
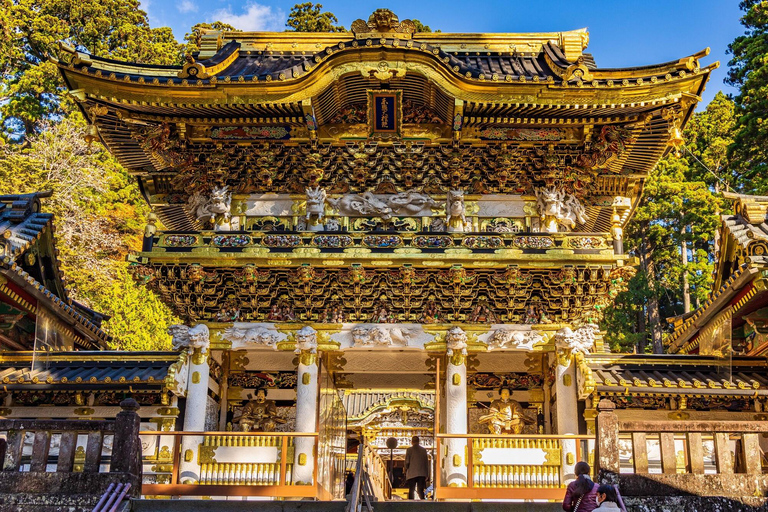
top-left (595, 399), bottom-right (768, 497)
top-left (0, 398), bottom-right (142, 509)
top-left (139, 431), bottom-right (320, 498)
top-left (434, 433), bottom-right (593, 500)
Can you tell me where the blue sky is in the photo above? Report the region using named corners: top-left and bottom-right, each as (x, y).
top-left (140, 0), bottom-right (743, 108)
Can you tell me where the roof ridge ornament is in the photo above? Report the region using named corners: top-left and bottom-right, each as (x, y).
top-left (351, 9), bottom-right (416, 38)
top-left (178, 54), bottom-right (209, 79)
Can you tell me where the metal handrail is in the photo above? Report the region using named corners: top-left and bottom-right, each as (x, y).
top-left (346, 439), bottom-right (366, 512)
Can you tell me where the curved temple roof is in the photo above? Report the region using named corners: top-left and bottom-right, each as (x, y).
top-left (52, 9), bottom-right (716, 237)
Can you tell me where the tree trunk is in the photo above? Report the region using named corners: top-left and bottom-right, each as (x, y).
top-left (682, 238), bottom-right (691, 314)
top-left (638, 222), bottom-right (664, 353)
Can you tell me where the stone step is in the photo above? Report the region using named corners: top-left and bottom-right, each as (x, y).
top-left (130, 500), bottom-right (347, 512)
top-left (130, 500), bottom-right (562, 512)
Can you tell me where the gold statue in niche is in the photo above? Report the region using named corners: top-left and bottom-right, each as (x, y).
top-left (478, 388), bottom-right (533, 434)
top-left (235, 389), bottom-right (285, 432)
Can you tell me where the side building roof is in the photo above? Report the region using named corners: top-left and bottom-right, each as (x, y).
top-left (0, 193), bottom-right (111, 350)
top-left (666, 192), bottom-right (768, 355)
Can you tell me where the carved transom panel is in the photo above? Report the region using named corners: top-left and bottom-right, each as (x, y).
top-left (142, 125), bottom-right (635, 198)
top-left (141, 264), bottom-right (619, 324)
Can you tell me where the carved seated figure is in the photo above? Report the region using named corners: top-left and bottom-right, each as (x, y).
top-left (478, 388), bottom-right (533, 435)
top-left (234, 389), bottom-right (285, 432)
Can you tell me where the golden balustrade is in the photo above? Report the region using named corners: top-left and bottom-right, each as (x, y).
top-left (434, 433), bottom-right (593, 501)
top-left (139, 431), bottom-right (319, 498)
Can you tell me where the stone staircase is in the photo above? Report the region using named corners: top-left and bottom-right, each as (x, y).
top-left (129, 500), bottom-right (564, 512)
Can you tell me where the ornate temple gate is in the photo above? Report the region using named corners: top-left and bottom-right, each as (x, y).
top-left (51, 5), bottom-right (714, 502)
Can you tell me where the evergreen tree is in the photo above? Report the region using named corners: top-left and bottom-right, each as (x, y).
top-left (412, 20), bottom-right (437, 33)
top-left (1, 0), bottom-right (180, 141)
top-left (602, 97), bottom-right (730, 353)
top-left (726, 0), bottom-right (768, 193)
top-left (285, 3), bottom-right (345, 32)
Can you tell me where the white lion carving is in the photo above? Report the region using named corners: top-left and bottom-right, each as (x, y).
top-left (223, 325), bottom-right (279, 349)
top-left (446, 189), bottom-right (468, 232)
top-left (327, 192), bottom-right (394, 219)
top-left (487, 329), bottom-right (545, 351)
top-left (305, 187), bottom-right (327, 223)
top-left (554, 324), bottom-right (598, 357)
top-left (535, 187), bottom-right (588, 233)
top-left (445, 326), bottom-right (468, 356)
top-left (387, 189), bottom-right (437, 215)
top-left (168, 324), bottom-right (210, 352)
top-left (188, 186), bottom-right (240, 232)
top-left (351, 325), bottom-right (412, 347)
top-left (294, 326), bottom-right (318, 354)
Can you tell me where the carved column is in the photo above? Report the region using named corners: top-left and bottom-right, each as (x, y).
top-left (443, 327), bottom-right (468, 487)
top-left (293, 326), bottom-right (319, 485)
top-left (554, 324), bottom-right (596, 481)
top-left (169, 324), bottom-right (211, 484)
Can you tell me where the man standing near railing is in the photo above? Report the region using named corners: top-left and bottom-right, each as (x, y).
top-left (404, 436), bottom-right (430, 500)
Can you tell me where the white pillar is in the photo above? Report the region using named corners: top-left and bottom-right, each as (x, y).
top-left (293, 326), bottom-right (319, 485)
top-left (555, 353), bottom-right (578, 481)
top-left (168, 324), bottom-right (211, 484)
top-left (554, 325), bottom-right (597, 482)
top-left (443, 328), bottom-right (468, 487)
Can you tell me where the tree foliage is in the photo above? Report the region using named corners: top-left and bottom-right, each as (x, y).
top-left (1, 0), bottom-right (180, 141)
top-left (602, 98), bottom-right (732, 353)
top-left (0, 117), bottom-right (176, 350)
top-left (285, 3), bottom-right (345, 32)
top-left (412, 20), bottom-right (437, 33)
top-left (726, 0), bottom-right (768, 193)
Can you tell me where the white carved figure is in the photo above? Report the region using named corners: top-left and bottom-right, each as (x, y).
top-left (188, 186), bottom-right (240, 232)
top-left (223, 325), bottom-right (279, 349)
top-left (445, 326), bottom-right (468, 356)
top-left (535, 187), bottom-right (588, 233)
top-left (387, 189), bottom-right (437, 215)
top-left (327, 192), bottom-right (394, 219)
top-left (305, 186), bottom-right (327, 224)
top-left (294, 326), bottom-right (318, 353)
top-left (351, 325), bottom-right (412, 347)
top-left (554, 324), bottom-right (598, 357)
top-left (430, 217), bottom-right (447, 232)
top-left (168, 324), bottom-right (210, 352)
top-left (445, 189), bottom-right (468, 232)
top-left (487, 329), bottom-right (545, 351)
top-left (325, 218), bottom-right (341, 231)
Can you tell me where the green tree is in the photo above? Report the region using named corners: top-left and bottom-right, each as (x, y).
top-left (0, 117), bottom-right (176, 350)
top-left (412, 20), bottom-right (437, 33)
top-left (726, 0), bottom-right (768, 193)
top-left (1, 0), bottom-right (180, 141)
top-left (602, 97), bottom-right (730, 353)
top-left (182, 21), bottom-right (239, 58)
top-left (285, 2), bottom-right (345, 32)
